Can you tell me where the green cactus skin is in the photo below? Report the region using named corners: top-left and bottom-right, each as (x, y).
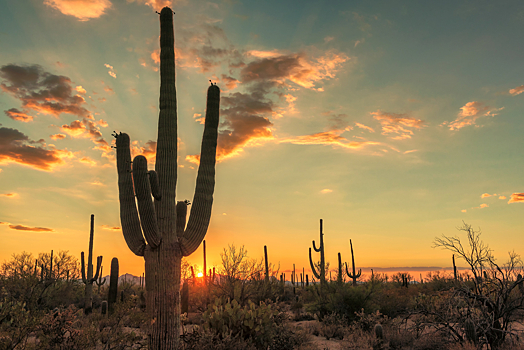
top-left (114, 8), bottom-right (219, 348)
top-left (264, 245), bottom-right (269, 282)
top-left (346, 239), bottom-right (361, 286)
top-left (81, 214), bottom-right (103, 315)
top-left (108, 257), bottom-right (119, 314)
top-left (309, 219), bottom-right (326, 287)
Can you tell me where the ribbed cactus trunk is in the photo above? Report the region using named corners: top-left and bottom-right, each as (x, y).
top-left (114, 7), bottom-right (219, 350)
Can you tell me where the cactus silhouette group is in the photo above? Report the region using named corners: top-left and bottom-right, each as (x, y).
top-left (114, 6), bottom-right (220, 349)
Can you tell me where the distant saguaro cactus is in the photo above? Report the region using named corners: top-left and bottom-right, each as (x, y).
top-left (337, 252), bottom-right (344, 285)
top-left (264, 245), bottom-right (269, 282)
top-left (346, 239), bottom-right (361, 286)
top-left (453, 254), bottom-right (457, 281)
top-left (309, 219), bottom-right (326, 287)
top-left (113, 7), bottom-right (219, 348)
top-left (108, 257), bottom-right (119, 314)
top-left (81, 214), bottom-right (103, 314)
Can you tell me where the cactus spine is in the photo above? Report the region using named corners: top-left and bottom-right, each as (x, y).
top-left (81, 214), bottom-right (103, 314)
top-left (346, 239), bottom-right (361, 286)
top-left (309, 219), bottom-right (326, 287)
top-left (108, 257), bottom-right (119, 314)
top-left (113, 7), bottom-right (219, 349)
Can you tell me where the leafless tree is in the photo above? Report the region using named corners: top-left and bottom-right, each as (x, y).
top-left (431, 222), bottom-right (524, 348)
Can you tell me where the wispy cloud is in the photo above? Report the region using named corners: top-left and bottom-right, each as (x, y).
top-left (281, 130), bottom-right (379, 150)
top-left (44, 0), bottom-right (111, 21)
top-left (101, 225), bottom-right (121, 231)
top-left (104, 64), bottom-right (117, 79)
top-left (355, 122), bottom-right (375, 133)
top-left (509, 85), bottom-right (524, 96)
top-left (0, 193), bottom-right (18, 198)
top-left (126, 0), bottom-right (173, 11)
top-left (8, 224), bottom-right (54, 232)
top-left (0, 127), bottom-right (73, 171)
top-left (444, 101), bottom-right (503, 130)
top-left (79, 156), bottom-right (97, 166)
top-left (50, 133), bottom-right (66, 140)
top-left (320, 189), bottom-right (333, 194)
top-left (508, 193), bottom-right (524, 204)
top-left (370, 111), bottom-right (424, 140)
top-left (241, 50), bottom-right (348, 90)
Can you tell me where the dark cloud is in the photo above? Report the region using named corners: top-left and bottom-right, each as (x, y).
top-left (0, 127), bottom-right (71, 171)
top-left (8, 224), bottom-right (54, 232)
top-left (0, 64), bottom-right (90, 118)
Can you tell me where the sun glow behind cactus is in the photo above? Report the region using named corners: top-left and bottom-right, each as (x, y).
top-left (0, 0), bottom-right (523, 277)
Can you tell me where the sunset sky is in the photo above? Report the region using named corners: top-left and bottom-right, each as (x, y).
top-left (1, 0), bottom-right (523, 279)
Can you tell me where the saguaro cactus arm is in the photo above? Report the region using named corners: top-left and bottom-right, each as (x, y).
top-left (91, 256), bottom-right (103, 283)
top-left (133, 155), bottom-right (161, 248)
top-left (176, 200), bottom-right (188, 237)
top-left (81, 252), bottom-right (87, 284)
top-left (116, 133), bottom-right (147, 257)
top-left (309, 247), bottom-right (321, 279)
top-left (346, 239), bottom-right (362, 283)
top-left (180, 85), bottom-right (220, 256)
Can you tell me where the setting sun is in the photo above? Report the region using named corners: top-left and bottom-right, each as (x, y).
top-left (197, 272), bottom-right (203, 278)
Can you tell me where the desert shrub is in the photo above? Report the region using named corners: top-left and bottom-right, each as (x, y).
top-left (0, 299), bottom-right (41, 350)
top-left (319, 312), bottom-right (346, 340)
top-left (202, 298), bottom-right (278, 349)
top-left (306, 282), bottom-right (377, 321)
top-left (180, 326), bottom-right (257, 350)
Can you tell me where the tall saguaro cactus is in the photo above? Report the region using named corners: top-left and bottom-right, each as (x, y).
top-left (81, 214), bottom-right (103, 314)
top-left (346, 239), bottom-right (361, 286)
top-left (309, 219), bottom-right (326, 287)
top-left (114, 7), bottom-right (220, 349)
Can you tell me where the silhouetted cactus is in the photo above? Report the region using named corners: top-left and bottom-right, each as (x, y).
top-left (81, 214), bottom-right (103, 315)
top-left (346, 239), bottom-right (361, 286)
top-left (264, 245), bottom-right (269, 282)
top-left (108, 257), bottom-right (119, 314)
top-left (95, 265), bottom-right (106, 293)
top-left (453, 254), bottom-right (457, 281)
top-left (337, 252), bottom-right (343, 285)
top-left (309, 219), bottom-right (326, 287)
top-left (113, 6), bottom-right (219, 348)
